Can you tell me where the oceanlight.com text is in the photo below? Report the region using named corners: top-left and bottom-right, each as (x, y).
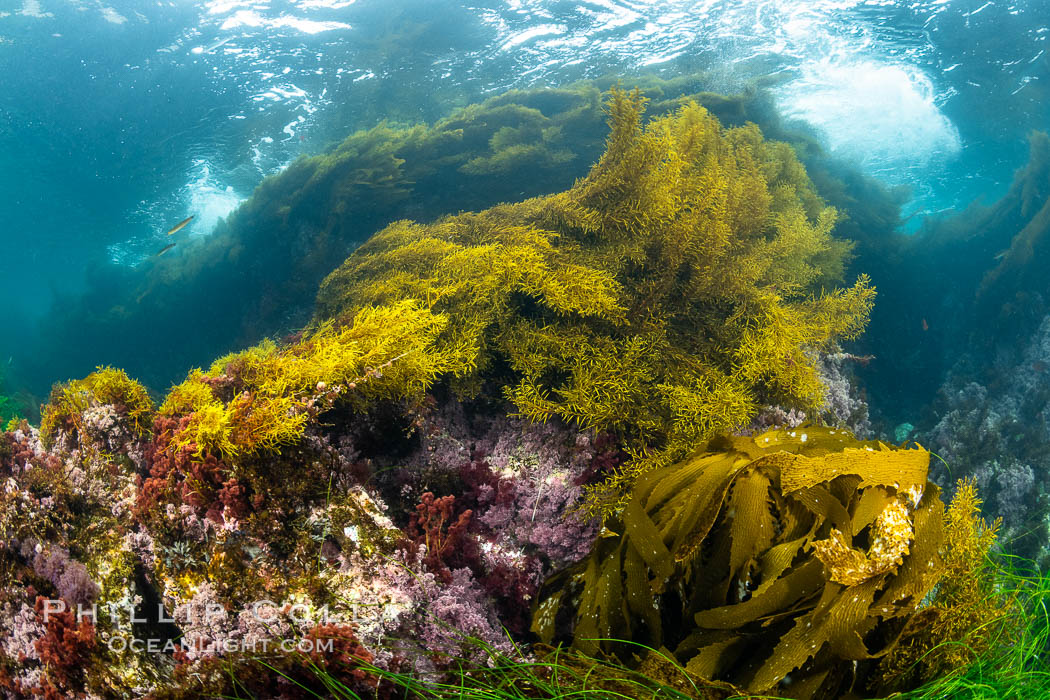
top-left (105, 636), bottom-right (336, 655)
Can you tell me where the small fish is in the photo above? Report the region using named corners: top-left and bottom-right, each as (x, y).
top-left (1034, 361), bottom-right (1048, 373)
top-left (993, 249), bottom-right (1007, 261)
top-left (155, 242), bottom-right (177, 257)
top-left (165, 215), bottom-right (194, 236)
top-left (921, 318), bottom-right (929, 332)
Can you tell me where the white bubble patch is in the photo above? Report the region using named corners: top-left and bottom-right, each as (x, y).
top-left (186, 160), bottom-right (243, 237)
top-left (777, 59), bottom-right (961, 182)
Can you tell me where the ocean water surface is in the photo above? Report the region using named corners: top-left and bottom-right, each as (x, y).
top-left (1, 2), bottom-right (1043, 284)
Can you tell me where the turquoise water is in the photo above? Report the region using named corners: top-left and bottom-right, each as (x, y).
top-left (1, 0), bottom-right (1048, 422)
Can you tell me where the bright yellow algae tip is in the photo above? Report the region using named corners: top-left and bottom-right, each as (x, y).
top-left (41, 366), bottom-right (154, 447)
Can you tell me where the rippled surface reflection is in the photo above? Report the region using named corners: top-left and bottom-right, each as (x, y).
top-left (0, 0), bottom-right (1046, 310)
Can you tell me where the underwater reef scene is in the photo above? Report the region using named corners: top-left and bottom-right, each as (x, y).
top-left (18, 73), bottom-right (878, 403)
top-left (3, 84), bottom-right (1049, 700)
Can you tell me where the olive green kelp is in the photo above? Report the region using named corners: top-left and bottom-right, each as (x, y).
top-left (316, 88), bottom-right (875, 517)
top-left (532, 427), bottom-right (944, 700)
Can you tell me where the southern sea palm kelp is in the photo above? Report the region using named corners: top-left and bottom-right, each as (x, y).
top-left (531, 427), bottom-right (1015, 699)
top-left (872, 477), bottom-right (1014, 693)
top-left (316, 88), bottom-right (874, 513)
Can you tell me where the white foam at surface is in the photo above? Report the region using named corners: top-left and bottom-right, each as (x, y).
top-left (186, 160), bottom-right (244, 237)
top-left (205, 0), bottom-right (252, 16)
top-left (295, 0), bottom-right (358, 9)
top-left (99, 6), bottom-right (126, 24)
top-left (18, 0), bottom-right (53, 19)
top-left (777, 59), bottom-right (961, 181)
top-left (500, 24), bottom-right (567, 51)
top-left (218, 9), bottom-right (350, 33)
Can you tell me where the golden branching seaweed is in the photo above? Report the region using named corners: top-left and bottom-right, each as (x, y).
top-left (160, 300), bottom-right (465, 462)
top-left (41, 366), bottom-right (154, 448)
top-left (531, 427), bottom-right (946, 700)
top-left (872, 477), bottom-right (1012, 692)
top-left (316, 88), bottom-right (874, 516)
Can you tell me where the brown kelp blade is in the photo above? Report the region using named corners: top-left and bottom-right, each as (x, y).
top-left (533, 427), bottom-right (948, 699)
